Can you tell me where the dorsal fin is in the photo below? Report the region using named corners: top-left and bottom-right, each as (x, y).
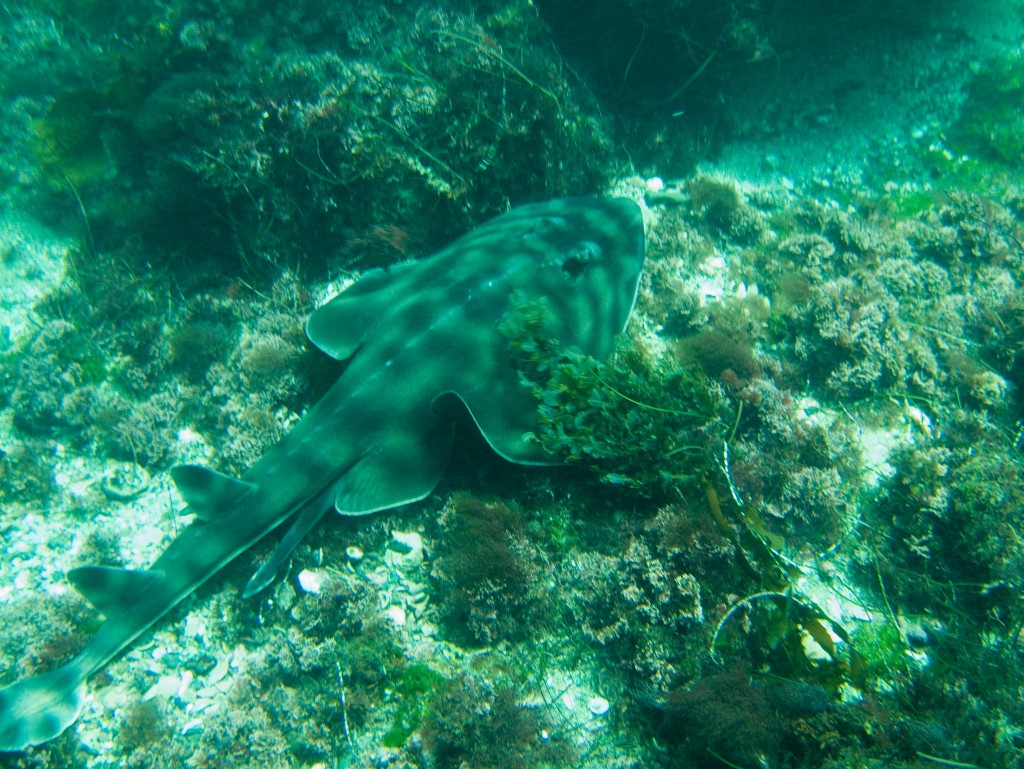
top-left (170, 465), bottom-right (255, 520)
top-left (67, 566), bottom-right (165, 618)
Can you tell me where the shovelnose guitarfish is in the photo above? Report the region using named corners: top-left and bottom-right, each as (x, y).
top-left (0, 196), bottom-right (645, 751)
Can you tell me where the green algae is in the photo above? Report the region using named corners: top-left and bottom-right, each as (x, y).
top-left (952, 53), bottom-right (1024, 174)
top-left (501, 299), bottom-right (722, 495)
top-left (381, 664), bottom-right (445, 748)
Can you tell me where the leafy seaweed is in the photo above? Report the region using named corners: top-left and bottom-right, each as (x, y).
top-left (501, 298), bottom-right (722, 496)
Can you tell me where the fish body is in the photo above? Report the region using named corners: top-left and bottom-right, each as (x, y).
top-left (0, 196), bottom-right (645, 751)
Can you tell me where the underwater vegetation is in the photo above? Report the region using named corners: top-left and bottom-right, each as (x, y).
top-left (432, 492), bottom-right (546, 646)
top-left (7, 0), bottom-right (615, 300)
top-left (5, 174), bottom-right (1021, 767)
top-left (503, 317), bottom-right (724, 494)
top-left (950, 51), bottom-right (1024, 175)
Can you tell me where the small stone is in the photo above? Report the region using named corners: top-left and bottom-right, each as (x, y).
top-left (183, 615), bottom-right (206, 639)
top-left (206, 657), bottom-right (231, 686)
top-left (177, 427), bottom-right (203, 444)
top-left (143, 675), bottom-right (182, 702)
top-left (345, 545), bottom-right (364, 564)
top-left (404, 582), bottom-right (428, 603)
top-left (645, 188), bottom-right (686, 206)
top-left (970, 370), bottom-right (1007, 407)
top-left (385, 605), bottom-right (406, 626)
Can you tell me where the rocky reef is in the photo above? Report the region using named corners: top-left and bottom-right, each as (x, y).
top-left (1, 1), bottom-right (1024, 768)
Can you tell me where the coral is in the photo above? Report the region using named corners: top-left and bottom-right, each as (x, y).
top-left (8, 320), bottom-right (98, 432)
top-left (687, 174), bottom-right (743, 233)
top-left (169, 317), bottom-right (235, 384)
top-left (558, 537), bottom-right (707, 693)
top-left (751, 190), bottom-right (1021, 409)
top-left (0, 732), bottom-right (86, 768)
top-left (101, 391), bottom-right (182, 468)
top-left (986, 291), bottom-right (1024, 414)
top-left (649, 503), bottom-right (737, 580)
top-left (660, 668), bottom-right (784, 766)
top-left (50, 0), bottom-right (611, 285)
top-left (659, 666), bottom-right (864, 768)
top-left (209, 399), bottom-right (291, 475)
top-left (176, 272), bottom-right (316, 473)
top-left (422, 676), bottom-right (574, 769)
top-left (671, 327), bottom-right (760, 384)
top-left (0, 592), bottom-right (94, 682)
top-left (0, 441), bottom-right (57, 507)
top-left (722, 377), bottom-right (862, 548)
top-left (432, 492), bottom-right (546, 645)
top-left (805, 274), bottom-right (906, 396)
top-left (871, 414), bottom-right (1024, 618)
top-left (75, 528), bottom-right (124, 568)
top-left (112, 576), bottom-right (394, 768)
top-left (168, 685), bottom-right (294, 768)
top-left (288, 569), bottom-right (377, 641)
top-left (236, 333), bottom-right (304, 401)
top-left (118, 700), bottom-right (170, 754)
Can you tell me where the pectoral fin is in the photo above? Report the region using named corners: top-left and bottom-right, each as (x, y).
top-left (306, 262), bottom-right (417, 360)
top-left (334, 419), bottom-right (455, 515)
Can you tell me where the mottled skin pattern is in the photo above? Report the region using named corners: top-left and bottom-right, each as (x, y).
top-left (0, 197), bottom-right (645, 751)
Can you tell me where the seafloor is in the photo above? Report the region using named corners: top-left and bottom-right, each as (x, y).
top-left (1, 0), bottom-right (1024, 768)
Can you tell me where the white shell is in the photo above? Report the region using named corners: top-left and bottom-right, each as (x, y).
top-left (388, 530), bottom-right (425, 566)
top-left (297, 568), bottom-right (326, 594)
top-left (588, 696), bottom-right (610, 716)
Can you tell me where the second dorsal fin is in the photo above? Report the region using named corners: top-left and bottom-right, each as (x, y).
top-left (67, 566), bottom-right (166, 618)
top-left (170, 465), bottom-right (255, 520)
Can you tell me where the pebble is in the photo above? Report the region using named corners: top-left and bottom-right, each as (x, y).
top-left (385, 605), bottom-right (407, 626)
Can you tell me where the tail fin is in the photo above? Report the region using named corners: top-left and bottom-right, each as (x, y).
top-left (0, 664), bottom-right (86, 751)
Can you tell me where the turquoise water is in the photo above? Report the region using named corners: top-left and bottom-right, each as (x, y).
top-left (1, 1), bottom-right (1023, 767)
